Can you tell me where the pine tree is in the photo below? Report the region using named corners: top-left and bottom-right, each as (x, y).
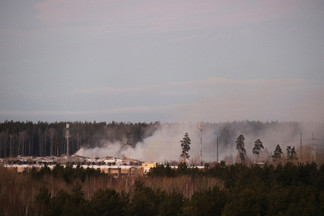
top-left (291, 147), bottom-right (297, 160)
top-left (252, 139), bottom-right (264, 155)
top-left (236, 134), bottom-right (247, 163)
top-left (252, 139), bottom-right (264, 162)
top-left (287, 146), bottom-right (297, 160)
top-left (272, 144), bottom-right (283, 161)
top-left (180, 132), bottom-right (191, 161)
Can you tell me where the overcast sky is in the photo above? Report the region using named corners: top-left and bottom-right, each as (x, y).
top-left (0, 0), bottom-right (323, 123)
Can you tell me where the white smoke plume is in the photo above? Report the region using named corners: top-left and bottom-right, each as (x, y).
top-left (75, 123), bottom-right (219, 162)
top-left (75, 141), bottom-right (124, 158)
top-left (75, 122), bottom-right (324, 163)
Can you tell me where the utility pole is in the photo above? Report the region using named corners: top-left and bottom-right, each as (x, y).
top-left (311, 133), bottom-right (319, 162)
top-left (216, 136), bottom-right (219, 163)
top-left (198, 124), bottom-right (203, 166)
top-left (300, 133), bottom-right (302, 162)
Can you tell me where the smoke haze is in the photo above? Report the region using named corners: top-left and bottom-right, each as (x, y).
top-left (75, 121), bottom-right (324, 163)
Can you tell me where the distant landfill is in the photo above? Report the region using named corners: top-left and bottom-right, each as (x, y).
top-left (1, 154), bottom-right (151, 177)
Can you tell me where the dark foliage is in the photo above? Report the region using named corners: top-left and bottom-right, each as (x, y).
top-left (183, 187), bottom-right (227, 216)
top-left (2, 162), bottom-right (323, 215)
top-left (273, 144), bottom-right (283, 161)
top-left (147, 162), bottom-right (324, 216)
top-left (236, 134), bottom-right (247, 163)
top-left (147, 163), bottom-right (176, 177)
top-left (0, 120), bottom-right (159, 157)
top-left (27, 164), bottom-right (104, 183)
top-left (180, 132), bottom-right (191, 161)
top-left (90, 189), bottom-right (129, 216)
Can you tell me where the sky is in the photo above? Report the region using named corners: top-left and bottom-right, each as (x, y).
top-left (0, 0), bottom-right (323, 123)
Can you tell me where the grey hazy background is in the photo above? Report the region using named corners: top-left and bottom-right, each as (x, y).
top-left (1, 0), bottom-right (323, 122)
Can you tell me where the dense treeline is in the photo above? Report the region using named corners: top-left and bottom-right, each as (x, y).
top-left (0, 121), bottom-right (159, 158)
top-left (0, 120), bottom-right (323, 158)
top-left (1, 162), bottom-right (323, 215)
top-left (28, 164), bottom-right (104, 183)
top-left (149, 162), bottom-right (324, 215)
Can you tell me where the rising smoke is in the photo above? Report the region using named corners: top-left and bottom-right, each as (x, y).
top-left (75, 121), bottom-right (324, 163)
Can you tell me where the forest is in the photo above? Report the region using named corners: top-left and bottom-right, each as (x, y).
top-left (0, 162), bottom-right (323, 216)
top-left (0, 121), bottom-right (159, 158)
top-left (1, 120), bottom-right (323, 159)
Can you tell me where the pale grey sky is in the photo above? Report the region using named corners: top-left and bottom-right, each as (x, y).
top-left (0, 0), bottom-right (323, 122)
